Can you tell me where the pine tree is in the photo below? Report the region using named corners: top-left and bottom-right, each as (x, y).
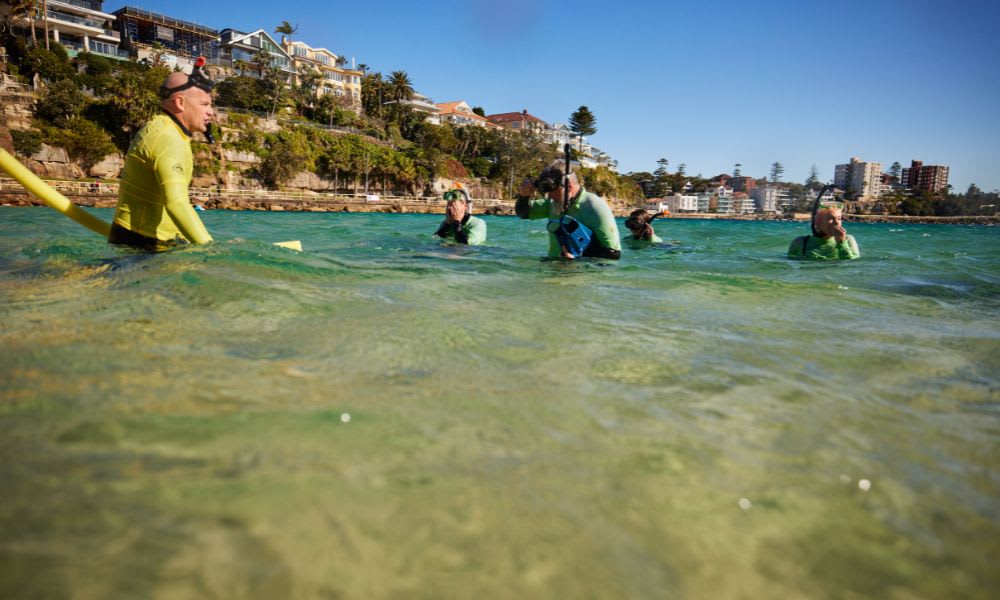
top-left (569, 106), bottom-right (597, 152)
top-left (770, 161), bottom-right (784, 184)
top-left (805, 164), bottom-right (820, 188)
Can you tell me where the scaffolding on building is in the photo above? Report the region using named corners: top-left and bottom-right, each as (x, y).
top-left (114, 6), bottom-right (220, 59)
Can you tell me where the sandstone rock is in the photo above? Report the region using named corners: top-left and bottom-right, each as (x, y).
top-left (31, 144), bottom-right (69, 163)
top-left (287, 171), bottom-right (335, 190)
top-left (27, 158), bottom-right (81, 179)
top-left (223, 149), bottom-right (259, 164)
top-left (88, 154), bottom-right (123, 178)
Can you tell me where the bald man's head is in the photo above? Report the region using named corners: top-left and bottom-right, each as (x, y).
top-left (160, 72), bottom-right (215, 134)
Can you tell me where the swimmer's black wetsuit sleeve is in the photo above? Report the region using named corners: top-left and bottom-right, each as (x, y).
top-left (514, 195), bottom-right (531, 219)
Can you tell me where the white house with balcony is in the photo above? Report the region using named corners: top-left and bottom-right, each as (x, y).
top-left (435, 101), bottom-right (490, 128)
top-left (220, 29), bottom-right (294, 80)
top-left (544, 123), bottom-right (575, 148)
top-left (399, 92), bottom-right (441, 125)
top-left (24, 0), bottom-right (124, 59)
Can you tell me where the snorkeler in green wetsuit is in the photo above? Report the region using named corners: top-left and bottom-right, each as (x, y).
top-left (624, 208), bottom-right (664, 249)
top-left (515, 160), bottom-right (621, 259)
top-left (433, 187), bottom-right (486, 245)
top-left (788, 201), bottom-right (860, 260)
top-left (109, 62), bottom-right (216, 251)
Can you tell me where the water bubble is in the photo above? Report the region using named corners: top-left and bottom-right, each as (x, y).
top-left (738, 498), bottom-right (752, 511)
top-left (858, 479), bottom-right (871, 492)
top-left (837, 285), bottom-right (849, 290)
top-left (340, 413), bottom-right (351, 423)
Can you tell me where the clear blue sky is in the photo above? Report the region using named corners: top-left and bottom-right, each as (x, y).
top-left (108, 0), bottom-right (1000, 191)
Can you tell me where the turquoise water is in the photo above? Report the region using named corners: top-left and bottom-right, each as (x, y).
top-left (1, 208), bottom-right (998, 599)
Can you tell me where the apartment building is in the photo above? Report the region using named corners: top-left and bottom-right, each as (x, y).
top-left (834, 157), bottom-right (882, 200)
top-left (23, 0), bottom-right (125, 59)
top-left (901, 160), bottom-right (950, 194)
top-left (282, 39), bottom-right (361, 108)
top-left (750, 186), bottom-right (788, 214)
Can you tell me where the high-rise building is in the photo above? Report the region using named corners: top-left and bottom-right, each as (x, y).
top-left (900, 160), bottom-right (950, 194)
top-left (834, 157), bottom-right (882, 200)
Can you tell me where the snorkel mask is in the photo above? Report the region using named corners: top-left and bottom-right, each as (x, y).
top-left (534, 167), bottom-right (564, 195)
top-left (444, 188), bottom-right (472, 213)
top-left (809, 185), bottom-right (844, 236)
top-left (159, 56), bottom-right (217, 143)
top-left (159, 56), bottom-right (216, 99)
top-left (624, 210), bottom-right (664, 231)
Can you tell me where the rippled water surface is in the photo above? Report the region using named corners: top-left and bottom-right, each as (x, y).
top-left (1, 208), bottom-right (998, 598)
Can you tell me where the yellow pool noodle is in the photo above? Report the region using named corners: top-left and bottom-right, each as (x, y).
top-left (0, 148), bottom-right (111, 236)
top-left (2, 148), bottom-right (303, 251)
top-left (273, 240), bottom-right (303, 251)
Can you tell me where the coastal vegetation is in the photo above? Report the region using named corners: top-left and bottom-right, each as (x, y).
top-left (1, 31), bottom-right (643, 204)
top-left (1, 30), bottom-right (991, 215)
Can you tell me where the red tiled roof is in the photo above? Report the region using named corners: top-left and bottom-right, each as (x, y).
top-left (486, 111), bottom-right (546, 124)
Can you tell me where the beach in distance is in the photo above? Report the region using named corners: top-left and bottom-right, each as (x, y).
top-left (1, 208), bottom-right (998, 598)
top-left (2, 185), bottom-right (997, 225)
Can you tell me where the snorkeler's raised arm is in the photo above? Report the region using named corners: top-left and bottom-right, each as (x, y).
top-left (838, 235), bottom-right (860, 259)
top-left (514, 178), bottom-right (553, 220)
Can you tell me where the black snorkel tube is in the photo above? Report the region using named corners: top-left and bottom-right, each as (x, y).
top-left (810, 184), bottom-right (837, 236)
top-left (562, 143), bottom-right (571, 213)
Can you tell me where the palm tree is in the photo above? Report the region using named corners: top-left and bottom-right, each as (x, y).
top-left (274, 20), bottom-right (298, 44)
top-left (387, 70), bottom-right (414, 103)
top-left (42, 0), bottom-right (49, 49)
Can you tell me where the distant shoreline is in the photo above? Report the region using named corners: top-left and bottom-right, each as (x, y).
top-left (1, 188), bottom-right (997, 225)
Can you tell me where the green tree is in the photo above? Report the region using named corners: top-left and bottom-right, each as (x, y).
top-left (74, 51), bottom-right (115, 94)
top-left (889, 161), bottom-right (902, 181)
top-left (770, 161), bottom-right (784, 183)
top-left (22, 43), bottom-right (74, 81)
top-left (35, 78), bottom-right (86, 125)
top-left (361, 72), bottom-right (387, 120)
top-left (676, 163), bottom-right (686, 177)
top-left (568, 105), bottom-right (596, 152)
top-left (215, 75), bottom-right (270, 113)
top-left (471, 106), bottom-right (485, 117)
top-left (653, 158), bottom-right (670, 196)
top-left (258, 128), bottom-right (313, 187)
top-left (292, 63), bottom-right (322, 113)
top-left (733, 162), bottom-right (742, 177)
top-left (0, 1), bottom-right (36, 45)
top-left (40, 118), bottom-right (117, 169)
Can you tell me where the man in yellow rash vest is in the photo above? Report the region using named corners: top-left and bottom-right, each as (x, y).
top-left (108, 63), bottom-right (215, 251)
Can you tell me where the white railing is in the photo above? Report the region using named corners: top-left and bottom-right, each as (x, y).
top-left (0, 177), bottom-right (509, 207)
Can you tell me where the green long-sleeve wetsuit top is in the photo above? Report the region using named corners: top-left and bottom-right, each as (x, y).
top-left (112, 113), bottom-right (212, 245)
top-left (515, 187), bottom-right (622, 259)
top-left (434, 214), bottom-right (487, 245)
top-left (787, 234), bottom-right (860, 260)
top-left (625, 232), bottom-right (664, 249)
